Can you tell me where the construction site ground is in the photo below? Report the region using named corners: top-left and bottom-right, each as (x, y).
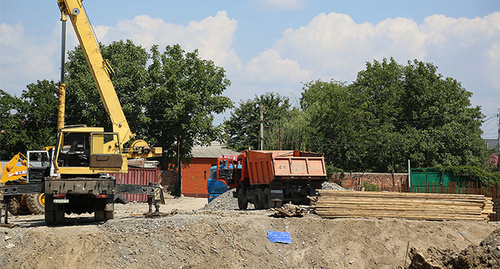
top-left (1, 193), bottom-right (499, 269)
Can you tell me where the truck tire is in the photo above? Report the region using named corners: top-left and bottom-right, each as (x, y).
top-left (253, 188), bottom-right (264, 210)
top-left (45, 194), bottom-right (55, 225)
top-left (45, 210), bottom-right (55, 225)
top-left (95, 210), bottom-right (105, 222)
top-left (104, 202), bottom-right (114, 220)
top-left (26, 193), bottom-right (45, 215)
top-left (54, 207), bottom-right (65, 224)
top-left (237, 188), bottom-right (248, 210)
top-left (263, 188), bottom-right (271, 209)
top-left (8, 197), bottom-right (30, 215)
top-left (271, 200), bottom-right (283, 208)
top-left (105, 210), bottom-right (114, 220)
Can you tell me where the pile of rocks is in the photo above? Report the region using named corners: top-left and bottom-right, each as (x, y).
top-left (202, 189), bottom-right (240, 210)
top-left (321, 181), bottom-right (348, 191)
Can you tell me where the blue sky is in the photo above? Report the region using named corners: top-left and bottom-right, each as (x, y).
top-left (1, 0), bottom-right (499, 138)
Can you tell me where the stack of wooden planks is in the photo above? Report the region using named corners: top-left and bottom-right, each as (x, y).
top-left (313, 190), bottom-right (495, 221)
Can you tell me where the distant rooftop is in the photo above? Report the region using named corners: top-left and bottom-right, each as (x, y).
top-left (191, 141), bottom-right (239, 158)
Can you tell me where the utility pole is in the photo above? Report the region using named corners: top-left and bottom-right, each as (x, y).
top-left (260, 103), bottom-right (264, 150)
top-left (279, 128), bottom-right (282, 150)
top-left (177, 135), bottom-right (182, 195)
top-left (497, 108), bottom-right (500, 154)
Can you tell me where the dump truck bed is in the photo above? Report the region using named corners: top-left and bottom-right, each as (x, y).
top-left (245, 150), bottom-right (327, 186)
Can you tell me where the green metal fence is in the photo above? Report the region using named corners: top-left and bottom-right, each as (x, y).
top-left (410, 168), bottom-right (467, 187)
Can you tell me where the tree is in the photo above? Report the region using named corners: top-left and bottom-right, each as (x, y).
top-left (264, 107), bottom-right (309, 151)
top-left (146, 44), bottom-right (233, 167)
top-left (65, 40), bottom-right (150, 136)
top-left (301, 58), bottom-right (489, 172)
top-left (1, 41), bottom-right (233, 166)
top-left (0, 80), bottom-right (58, 158)
top-left (225, 92), bottom-right (291, 152)
top-left (300, 79), bottom-right (369, 170)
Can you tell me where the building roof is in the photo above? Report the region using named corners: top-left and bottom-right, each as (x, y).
top-left (191, 141), bottom-right (239, 158)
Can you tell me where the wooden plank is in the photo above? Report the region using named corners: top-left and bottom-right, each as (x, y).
top-left (317, 190), bottom-right (487, 200)
top-left (313, 190), bottom-right (492, 221)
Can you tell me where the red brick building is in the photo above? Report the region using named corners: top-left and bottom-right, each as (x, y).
top-left (181, 142), bottom-right (238, 198)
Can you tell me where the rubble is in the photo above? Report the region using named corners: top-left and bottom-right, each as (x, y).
top-left (202, 189), bottom-right (240, 210)
top-left (408, 228), bottom-right (500, 268)
top-left (321, 181), bottom-right (348, 191)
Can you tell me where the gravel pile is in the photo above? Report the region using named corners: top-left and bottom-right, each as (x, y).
top-left (321, 181), bottom-right (348, 191)
top-left (202, 189), bottom-right (239, 210)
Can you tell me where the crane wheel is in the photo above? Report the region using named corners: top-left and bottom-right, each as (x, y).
top-left (27, 193), bottom-right (45, 215)
top-left (8, 197), bottom-right (30, 215)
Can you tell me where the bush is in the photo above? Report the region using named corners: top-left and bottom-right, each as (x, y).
top-left (362, 181), bottom-right (380, 192)
top-left (326, 164), bottom-right (344, 184)
top-left (436, 166), bottom-right (500, 184)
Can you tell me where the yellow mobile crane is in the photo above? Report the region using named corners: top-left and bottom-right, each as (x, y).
top-left (1, 0), bottom-right (162, 225)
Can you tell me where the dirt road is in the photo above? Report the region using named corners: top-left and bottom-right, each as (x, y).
top-left (0, 196), bottom-right (498, 268)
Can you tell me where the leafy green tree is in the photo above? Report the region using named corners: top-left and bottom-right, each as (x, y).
top-left (2, 41), bottom-right (232, 166)
top-left (264, 107), bottom-right (309, 151)
top-left (146, 44), bottom-right (233, 167)
top-left (300, 79), bottom-right (369, 170)
top-left (302, 58), bottom-right (489, 172)
top-left (65, 40), bottom-right (150, 136)
top-left (225, 92), bottom-right (291, 151)
top-left (0, 81), bottom-right (58, 158)
top-left (0, 90), bottom-right (21, 158)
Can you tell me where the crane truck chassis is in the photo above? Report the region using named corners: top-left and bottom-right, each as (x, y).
top-left (0, 150), bottom-right (162, 225)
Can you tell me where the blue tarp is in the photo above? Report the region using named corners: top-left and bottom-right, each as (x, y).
top-left (267, 231), bottom-right (291, 244)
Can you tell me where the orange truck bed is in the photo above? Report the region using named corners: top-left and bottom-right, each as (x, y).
top-left (245, 150), bottom-right (327, 186)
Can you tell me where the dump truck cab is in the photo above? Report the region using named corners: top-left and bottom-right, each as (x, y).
top-left (206, 155), bottom-right (240, 202)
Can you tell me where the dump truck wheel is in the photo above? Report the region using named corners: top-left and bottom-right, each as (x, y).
top-left (253, 188), bottom-right (264, 210)
top-left (27, 193), bottom-right (45, 214)
top-left (237, 188), bottom-right (248, 210)
top-left (8, 197), bottom-right (30, 215)
top-left (271, 200), bottom-right (283, 208)
top-left (263, 188), bottom-right (271, 209)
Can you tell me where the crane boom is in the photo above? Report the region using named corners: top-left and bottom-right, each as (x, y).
top-left (58, 0), bottom-right (134, 147)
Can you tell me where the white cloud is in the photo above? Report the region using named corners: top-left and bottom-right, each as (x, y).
top-left (95, 11), bottom-right (243, 72)
top-left (249, 0), bottom-right (307, 11)
top-left (268, 11), bottom-right (499, 116)
top-left (0, 22), bottom-right (59, 95)
top-left (245, 49), bottom-right (312, 84)
top-left (273, 12), bottom-right (429, 82)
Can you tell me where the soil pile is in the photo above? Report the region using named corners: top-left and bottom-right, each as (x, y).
top-left (1, 197), bottom-right (498, 269)
top-left (408, 228), bottom-right (500, 268)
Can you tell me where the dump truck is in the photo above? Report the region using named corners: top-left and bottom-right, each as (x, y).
top-left (209, 150), bottom-right (327, 209)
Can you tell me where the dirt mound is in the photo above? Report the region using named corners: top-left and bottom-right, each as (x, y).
top-left (408, 228), bottom-right (500, 268)
top-left (1, 197), bottom-right (498, 269)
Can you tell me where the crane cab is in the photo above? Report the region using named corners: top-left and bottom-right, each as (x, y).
top-left (54, 126), bottom-right (127, 176)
